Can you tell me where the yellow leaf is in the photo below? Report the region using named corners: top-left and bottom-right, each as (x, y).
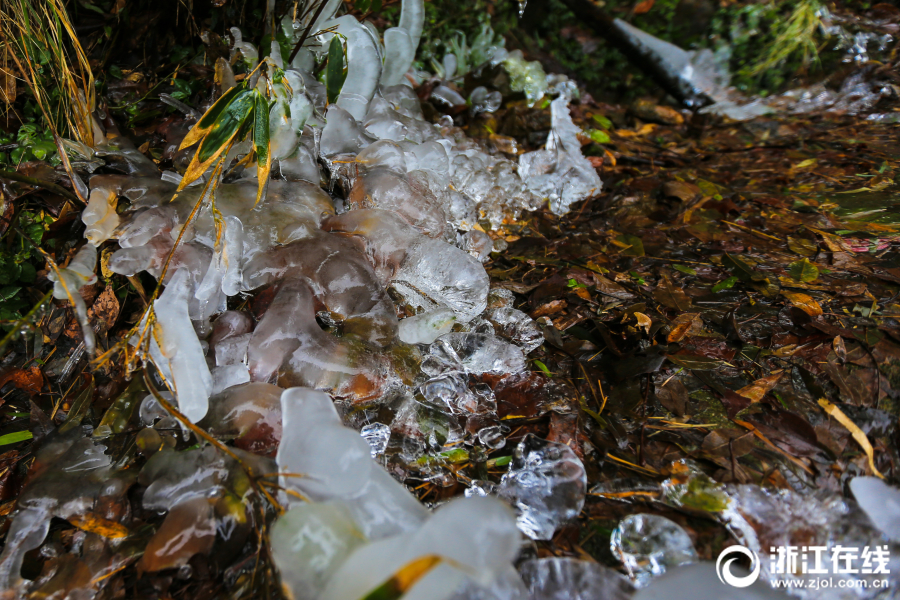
top-left (781, 291), bottom-right (823, 316)
top-left (735, 371), bottom-right (784, 403)
top-left (634, 312), bottom-right (652, 334)
top-left (68, 513), bottom-right (129, 539)
top-left (818, 398), bottom-right (884, 479)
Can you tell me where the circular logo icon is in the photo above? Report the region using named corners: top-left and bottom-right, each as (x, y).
top-left (716, 545), bottom-right (761, 588)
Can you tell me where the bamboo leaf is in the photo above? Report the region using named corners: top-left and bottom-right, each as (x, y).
top-left (178, 89), bottom-right (255, 191)
top-left (0, 430), bottom-right (32, 446)
top-left (253, 90), bottom-right (272, 206)
top-left (326, 36), bottom-right (346, 105)
top-left (179, 84), bottom-right (244, 151)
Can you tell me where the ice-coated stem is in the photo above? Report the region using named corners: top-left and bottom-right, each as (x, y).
top-left (381, 27), bottom-right (414, 87)
top-left (398, 0), bottom-right (425, 53)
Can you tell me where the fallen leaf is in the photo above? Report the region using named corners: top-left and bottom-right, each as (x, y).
top-left (818, 398), bottom-right (884, 479)
top-left (653, 274), bottom-right (692, 311)
top-left (788, 258), bottom-right (819, 283)
top-left (667, 312), bottom-right (702, 343)
top-left (735, 371), bottom-right (784, 403)
top-left (68, 513), bottom-right (130, 539)
top-left (634, 311), bottom-right (652, 334)
top-left (0, 366), bottom-right (42, 397)
top-left (633, 0), bottom-right (655, 14)
top-left (781, 291), bottom-right (823, 316)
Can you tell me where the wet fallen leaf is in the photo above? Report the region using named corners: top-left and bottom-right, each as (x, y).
top-left (781, 291), bottom-right (823, 316)
top-left (667, 313), bottom-right (702, 343)
top-left (735, 371), bottom-right (784, 403)
top-left (0, 366), bottom-right (43, 397)
top-left (788, 258), bottom-right (819, 283)
top-left (818, 398), bottom-right (884, 479)
top-left (653, 274), bottom-right (692, 311)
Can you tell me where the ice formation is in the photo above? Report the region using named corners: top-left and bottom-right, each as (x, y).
top-left (610, 514), bottom-right (698, 587)
top-left (48, 243), bottom-right (98, 355)
top-left (1, 5), bottom-right (612, 597)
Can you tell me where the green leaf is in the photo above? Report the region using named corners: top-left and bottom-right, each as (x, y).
top-left (585, 128), bottom-right (610, 144)
top-left (722, 253), bottom-right (761, 282)
top-left (0, 286), bottom-right (21, 302)
top-left (592, 114), bottom-right (612, 129)
top-left (673, 264), bottom-right (697, 276)
top-left (356, 0), bottom-right (371, 11)
top-left (0, 430), bottom-right (33, 446)
top-left (326, 36), bottom-right (347, 105)
top-left (788, 258), bottom-right (819, 283)
top-left (370, 0), bottom-right (382, 11)
top-left (615, 234), bottom-right (644, 257)
top-left (486, 455), bottom-right (512, 468)
top-left (197, 89), bottom-right (255, 164)
top-left (533, 359), bottom-right (552, 377)
top-left (253, 90), bottom-right (272, 206)
top-left (180, 84), bottom-right (245, 150)
top-left (711, 276), bottom-right (739, 293)
top-left (18, 263), bottom-right (36, 283)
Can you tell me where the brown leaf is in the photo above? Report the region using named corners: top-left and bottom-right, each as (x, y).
top-left (655, 378), bottom-right (688, 416)
top-left (0, 366), bottom-right (43, 397)
top-left (701, 429), bottom-right (756, 458)
top-left (653, 274), bottom-right (692, 311)
top-left (87, 285), bottom-right (120, 335)
top-left (735, 371), bottom-right (784, 403)
top-left (781, 291), bottom-right (823, 316)
top-left (634, 311), bottom-right (652, 334)
top-left (633, 0), bottom-right (655, 13)
top-left (667, 312), bottom-right (702, 342)
top-left (531, 300), bottom-right (567, 318)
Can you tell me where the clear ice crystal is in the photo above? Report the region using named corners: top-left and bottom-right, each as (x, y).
top-left (610, 514), bottom-right (698, 587)
top-left (360, 422), bottom-right (391, 457)
top-left (498, 434), bottom-right (586, 540)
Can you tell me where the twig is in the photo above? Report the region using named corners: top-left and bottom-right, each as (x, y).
top-left (0, 168), bottom-right (80, 203)
top-left (288, 0), bottom-right (329, 64)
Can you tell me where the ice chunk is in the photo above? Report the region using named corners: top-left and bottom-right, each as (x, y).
top-left (632, 563), bottom-right (790, 600)
top-left (199, 382), bottom-right (282, 455)
top-left (139, 445), bottom-right (229, 512)
top-left (469, 86), bottom-right (502, 115)
top-left (398, 0), bottom-right (425, 52)
top-left (432, 333), bottom-right (526, 375)
top-left (459, 229), bottom-right (494, 262)
top-left (498, 434), bottom-right (586, 540)
top-left (48, 244), bottom-right (98, 355)
top-left (323, 209), bottom-right (489, 321)
top-left (143, 269), bottom-right (213, 422)
top-left (321, 105), bottom-right (373, 157)
top-left (382, 27), bottom-right (414, 87)
top-left (520, 96), bottom-right (602, 215)
top-left (211, 364), bottom-right (251, 394)
top-left (398, 308), bottom-right (457, 344)
top-left (361, 422), bottom-right (391, 457)
top-left (850, 477), bottom-right (900, 542)
top-left (82, 186), bottom-right (119, 245)
top-left (319, 497), bottom-right (520, 600)
top-left (277, 388), bottom-right (428, 538)
top-left (520, 558), bottom-right (634, 600)
top-left (270, 502), bottom-right (367, 600)
top-left (610, 514), bottom-right (698, 587)
top-left (484, 308), bottom-right (543, 353)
